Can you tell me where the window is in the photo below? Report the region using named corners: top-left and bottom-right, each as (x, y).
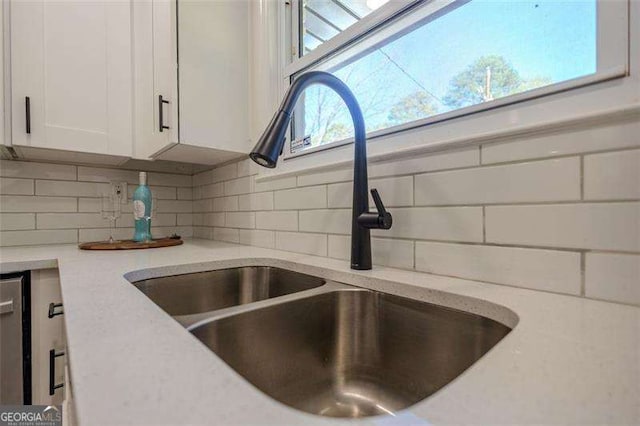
top-left (299, 0), bottom-right (390, 55)
top-left (285, 0), bottom-right (628, 158)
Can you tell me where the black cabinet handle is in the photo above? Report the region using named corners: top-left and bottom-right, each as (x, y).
top-left (158, 95), bottom-right (170, 132)
top-left (25, 97), bottom-right (31, 134)
top-left (49, 349), bottom-right (65, 395)
top-left (48, 302), bottom-right (63, 318)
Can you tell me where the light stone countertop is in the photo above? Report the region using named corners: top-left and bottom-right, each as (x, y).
top-left (0, 239), bottom-right (638, 425)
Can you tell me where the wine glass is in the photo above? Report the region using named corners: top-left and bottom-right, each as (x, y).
top-left (101, 190), bottom-right (122, 244)
top-left (141, 196), bottom-right (157, 243)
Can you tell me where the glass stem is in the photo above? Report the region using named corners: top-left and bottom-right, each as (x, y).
top-left (110, 219), bottom-right (115, 243)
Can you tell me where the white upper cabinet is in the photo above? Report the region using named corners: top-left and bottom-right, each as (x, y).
top-left (152, 0), bottom-right (250, 165)
top-left (10, 0), bottom-right (133, 157)
top-left (132, 0), bottom-right (178, 160)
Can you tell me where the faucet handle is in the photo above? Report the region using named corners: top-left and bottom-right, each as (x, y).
top-left (371, 189), bottom-right (387, 214)
top-left (370, 189), bottom-right (392, 230)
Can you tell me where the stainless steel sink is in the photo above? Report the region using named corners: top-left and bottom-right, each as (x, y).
top-left (190, 289), bottom-right (511, 418)
top-left (133, 266), bottom-right (325, 316)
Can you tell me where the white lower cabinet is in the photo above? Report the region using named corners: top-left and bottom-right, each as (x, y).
top-left (30, 269), bottom-right (67, 408)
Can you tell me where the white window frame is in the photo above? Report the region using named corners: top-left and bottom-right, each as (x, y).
top-left (267, 0), bottom-right (635, 176)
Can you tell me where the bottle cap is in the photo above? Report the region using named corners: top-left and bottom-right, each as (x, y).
top-left (139, 171), bottom-right (147, 185)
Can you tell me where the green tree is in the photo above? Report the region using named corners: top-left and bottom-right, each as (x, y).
top-left (386, 91), bottom-right (439, 127)
top-left (321, 122), bottom-right (351, 144)
top-left (443, 55), bottom-right (551, 109)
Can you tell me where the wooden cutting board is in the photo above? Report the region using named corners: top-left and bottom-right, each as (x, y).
top-left (78, 237), bottom-right (183, 250)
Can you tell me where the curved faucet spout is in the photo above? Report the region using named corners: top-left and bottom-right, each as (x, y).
top-left (250, 71), bottom-right (391, 270)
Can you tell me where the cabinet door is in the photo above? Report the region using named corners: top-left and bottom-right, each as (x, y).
top-left (178, 0), bottom-right (250, 154)
top-left (30, 269), bottom-right (65, 406)
top-left (10, 0), bottom-right (132, 156)
top-left (132, 0), bottom-right (178, 159)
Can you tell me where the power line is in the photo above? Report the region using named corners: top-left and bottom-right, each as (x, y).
top-left (378, 48), bottom-right (445, 106)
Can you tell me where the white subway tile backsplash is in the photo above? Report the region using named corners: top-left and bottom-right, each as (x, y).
top-left (296, 147), bottom-right (479, 187)
top-left (213, 227), bottom-right (240, 243)
top-left (192, 199), bottom-right (211, 213)
top-left (224, 176), bottom-right (252, 196)
top-left (254, 176), bottom-right (297, 192)
top-left (275, 231), bottom-right (327, 256)
top-left (3, 124), bottom-right (638, 308)
top-left (239, 229), bottom-right (275, 248)
top-left (415, 158), bottom-right (580, 205)
top-left (193, 226), bottom-right (213, 239)
top-left (205, 213), bottom-right (225, 227)
top-left (415, 242), bottom-right (581, 295)
top-left (211, 163), bottom-right (238, 183)
top-left (148, 172), bottom-right (192, 188)
top-left (328, 176), bottom-right (414, 208)
top-left (486, 203), bottom-right (640, 251)
top-left (1, 160), bottom-right (76, 181)
top-left (255, 211), bottom-right (298, 231)
top-left (177, 226), bottom-right (194, 238)
top-left (213, 196), bottom-right (238, 212)
top-left (238, 192), bottom-right (274, 211)
top-left (275, 186), bottom-right (326, 210)
top-left (36, 180), bottom-right (110, 197)
top-left (586, 253), bottom-right (640, 305)
top-left (584, 150), bottom-right (640, 200)
top-left (192, 186), bottom-right (202, 200)
top-left (373, 207), bottom-right (483, 242)
top-left (200, 183), bottom-right (224, 199)
top-left (151, 186), bottom-right (178, 200)
top-left (38, 213), bottom-right (109, 229)
top-left (0, 213), bottom-right (35, 231)
top-left (482, 119), bottom-right (640, 164)
top-left (156, 200), bottom-right (193, 213)
top-left (192, 213), bottom-right (204, 226)
top-left (237, 159), bottom-right (259, 177)
top-left (177, 213), bottom-right (193, 226)
top-left (152, 226), bottom-right (193, 238)
top-left (127, 185), bottom-right (176, 200)
top-left (370, 148), bottom-right (479, 177)
top-left (326, 183), bottom-right (350, 209)
top-left (1, 161), bottom-right (194, 245)
top-left (0, 229), bottom-right (77, 246)
top-left (299, 209), bottom-right (351, 234)
top-left (0, 196), bottom-right (77, 213)
top-left (0, 178), bottom-right (34, 195)
top-left (77, 166), bottom-right (138, 184)
top-left (77, 198), bottom-right (133, 213)
top-left (177, 187), bottom-right (194, 200)
top-left (328, 235), bottom-right (414, 269)
top-left (225, 212), bottom-right (256, 229)
top-left (297, 169), bottom-right (352, 187)
top-left (192, 170), bottom-right (213, 186)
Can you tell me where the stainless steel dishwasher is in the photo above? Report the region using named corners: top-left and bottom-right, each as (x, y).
top-left (0, 272), bottom-right (31, 404)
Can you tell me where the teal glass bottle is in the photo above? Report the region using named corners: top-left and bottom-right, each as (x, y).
top-left (132, 172), bottom-right (153, 242)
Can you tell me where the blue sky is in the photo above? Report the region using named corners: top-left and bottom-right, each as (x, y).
top-left (299, 0), bottom-right (597, 147)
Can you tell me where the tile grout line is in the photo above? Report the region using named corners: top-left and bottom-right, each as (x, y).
top-left (580, 251), bottom-right (586, 296)
top-left (580, 155), bottom-right (585, 200)
top-left (482, 205), bottom-right (486, 243)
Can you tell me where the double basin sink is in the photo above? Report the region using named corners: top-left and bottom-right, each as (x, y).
top-left (133, 266), bottom-right (511, 418)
